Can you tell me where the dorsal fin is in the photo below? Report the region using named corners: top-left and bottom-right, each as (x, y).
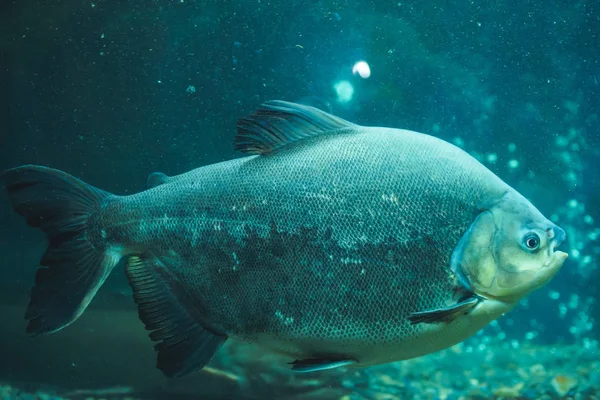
top-left (147, 172), bottom-right (170, 189)
top-left (234, 100), bottom-right (356, 155)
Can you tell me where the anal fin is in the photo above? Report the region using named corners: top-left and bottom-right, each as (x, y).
top-left (408, 296), bottom-right (481, 325)
top-left (125, 254), bottom-right (227, 378)
top-left (289, 358), bottom-right (357, 372)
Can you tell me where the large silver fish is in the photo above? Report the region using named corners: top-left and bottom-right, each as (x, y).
top-left (2, 101), bottom-right (568, 378)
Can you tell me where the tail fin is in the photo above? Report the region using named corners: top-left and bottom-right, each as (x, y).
top-left (1, 165), bottom-right (120, 336)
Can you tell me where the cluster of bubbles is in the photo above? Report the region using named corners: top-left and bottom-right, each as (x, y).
top-left (333, 61), bottom-right (371, 104)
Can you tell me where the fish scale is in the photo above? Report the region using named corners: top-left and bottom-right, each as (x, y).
top-left (94, 127), bottom-right (493, 348)
top-left (1, 100), bottom-right (568, 377)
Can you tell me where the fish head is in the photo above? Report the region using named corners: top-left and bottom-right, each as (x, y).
top-left (452, 190), bottom-right (568, 303)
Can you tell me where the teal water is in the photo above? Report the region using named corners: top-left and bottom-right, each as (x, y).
top-left (0, 1), bottom-right (598, 399)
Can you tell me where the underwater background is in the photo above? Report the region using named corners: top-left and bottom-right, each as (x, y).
top-left (0, 0), bottom-right (598, 399)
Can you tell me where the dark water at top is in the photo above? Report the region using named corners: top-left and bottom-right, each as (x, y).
top-left (1, 1), bottom-right (599, 399)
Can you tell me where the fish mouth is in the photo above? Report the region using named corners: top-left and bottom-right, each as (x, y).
top-left (549, 225), bottom-right (566, 249)
top-left (546, 248), bottom-right (569, 267)
top-left (547, 225), bottom-right (567, 256)
top-left (544, 226), bottom-right (568, 269)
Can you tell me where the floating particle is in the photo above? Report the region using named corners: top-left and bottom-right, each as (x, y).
top-left (559, 303), bottom-right (567, 318)
top-left (333, 80), bottom-right (354, 103)
top-left (352, 61), bottom-right (371, 79)
top-left (582, 337), bottom-right (596, 349)
top-left (508, 159), bottom-right (519, 169)
top-left (508, 142), bottom-right (516, 152)
top-left (556, 135), bottom-right (569, 147)
top-left (570, 142), bottom-right (580, 151)
top-left (567, 199), bottom-right (578, 208)
top-left (565, 171), bottom-right (578, 183)
top-left (568, 127), bottom-right (579, 138)
top-left (486, 153), bottom-right (498, 163)
top-left (482, 95), bottom-right (495, 111)
top-left (564, 100), bottom-right (579, 115)
top-left (185, 85), bottom-right (196, 94)
top-left (584, 215), bottom-right (594, 224)
top-left (452, 137), bottom-right (465, 148)
top-left (549, 291), bottom-right (560, 300)
top-left (569, 325), bottom-right (577, 334)
top-left (525, 331), bottom-right (537, 340)
top-left (568, 294), bottom-right (579, 309)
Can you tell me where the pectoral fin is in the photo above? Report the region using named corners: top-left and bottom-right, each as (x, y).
top-left (289, 358), bottom-right (357, 372)
top-left (408, 296), bottom-right (481, 325)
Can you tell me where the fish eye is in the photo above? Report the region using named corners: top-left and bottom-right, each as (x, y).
top-left (523, 233), bottom-right (541, 250)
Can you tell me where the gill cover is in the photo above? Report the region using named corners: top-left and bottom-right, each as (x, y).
top-left (451, 199), bottom-right (567, 302)
top-left (451, 211), bottom-right (497, 295)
